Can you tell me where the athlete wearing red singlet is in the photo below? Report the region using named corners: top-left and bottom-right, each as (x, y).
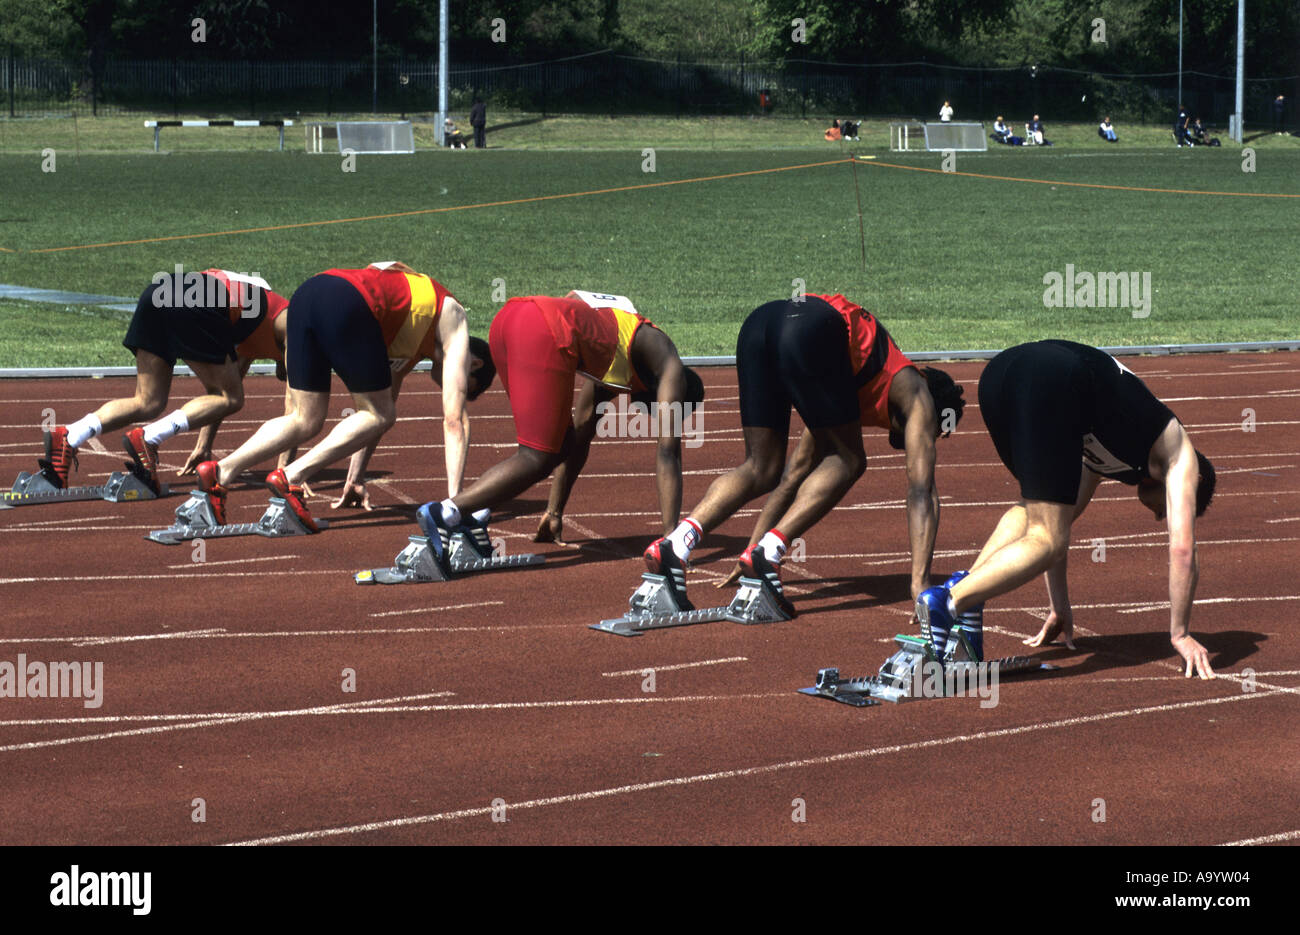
top-left (644, 293), bottom-right (967, 615)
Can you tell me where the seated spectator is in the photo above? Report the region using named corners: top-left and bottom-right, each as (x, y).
top-left (1098, 116), bottom-right (1118, 142)
top-left (1192, 117), bottom-right (1220, 147)
top-left (992, 115), bottom-right (1010, 141)
top-left (444, 118), bottom-right (467, 149)
top-left (1027, 114), bottom-right (1053, 146)
top-left (824, 119), bottom-right (843, 142)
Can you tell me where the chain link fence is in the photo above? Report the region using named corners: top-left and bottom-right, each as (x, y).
top-left (3, 46), bottom-right (1295, 129)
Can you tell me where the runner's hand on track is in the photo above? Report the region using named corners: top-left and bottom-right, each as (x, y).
top-left (330, 482), bottom-right (370, 511)
top-left (715, 563), bottom-right (744, 588)
top-left (533, 511), bottom-right (566, 546)
top-left (178, 448), bottom-right (212, 476)
top-left (1025, 610), bottom-right (1076, 650)
top-left (1172, 634), bottom-right (1215, 679)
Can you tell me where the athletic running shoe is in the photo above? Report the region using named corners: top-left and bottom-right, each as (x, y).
top-left (415, 502), bottom-right (454, 572)
top-left (121, 427), bottom-right (160, 493)
top-left (915, 585), bottom-right (957, 657)
top-left (265, 468), bottom-right (318, 533)
top-left (739, 543), bottom-right (797, 618)
top-left (194, 460), bottom-right (229, 526)
top-left (943, 569), bottom-right (985, 660)
top-left (643, 537), bottom-right (694, 611)
top-left (40, 426), bottom-right (78, 489)
top-left (454, 511), bottom-right (495, 560)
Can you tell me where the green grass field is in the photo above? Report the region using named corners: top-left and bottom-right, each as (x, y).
top-left (0, 114), bottom-right (1297, 366)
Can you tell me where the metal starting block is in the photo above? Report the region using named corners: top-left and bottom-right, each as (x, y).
top-left (146, 490), bottom-right (325, 544)
top-left (354, 531), bottom-right (544, 585)
top-left (590, 572), bottom-right (792, 637)
top-left (799, 630), bottom-right (1055, 707)
top-left (2, 467), bottom-right (166, 509)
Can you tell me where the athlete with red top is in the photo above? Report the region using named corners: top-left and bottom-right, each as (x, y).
top-left (414, 290), bottom-right (703, 565)
top-left (645, 293), bottom-right (966, 614)
top-left (194, 262), bottom-right (493, 531)
top-left (39, 268), bottom-right (288, 495)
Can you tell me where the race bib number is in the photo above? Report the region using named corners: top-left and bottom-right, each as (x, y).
top-left (1080, 432), bottom-right (1133, 475)
top-left (569, 290), bottom-right (638, 315)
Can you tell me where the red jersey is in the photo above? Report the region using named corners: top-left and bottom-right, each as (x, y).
top-left (808, 293), bottom-right (916, 430)
top-left (530, 290), bottom-right (654, 393)
top-left (200, 269), bottom-right (288, 363)
top-left (323, 264), bottom-right (454, 365)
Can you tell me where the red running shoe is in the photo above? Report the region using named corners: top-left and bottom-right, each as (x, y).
top-left (739, 543), bottom-right (797, 618)
top-left (40, 426), bottom-right (78, 489)
top-left (121, 427), bottom-right (160, 493)
top-left (195, 460), bottom-right (228, 526)
top-left (265, 468), bottom-right (318, 533)
top-left (642, 536), bottom-right (693, 611)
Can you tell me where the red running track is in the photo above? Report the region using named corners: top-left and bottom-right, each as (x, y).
top-left (0, 352), bottom-right (1296, 845)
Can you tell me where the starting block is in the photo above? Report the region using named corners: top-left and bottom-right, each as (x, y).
top-left (590, 572), bottom-right (792, 637)
top-left (146, 490), bottom-right (325, 545)
top-left (799, 629), bottom-right (1054, 707)
top-left (1, 467), bottom-right (166, 509)
top-left (354, 531), bottom-right (544, 585)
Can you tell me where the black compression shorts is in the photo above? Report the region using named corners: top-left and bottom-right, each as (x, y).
top-left (978, 343), bottom-right (1090, 504)
top-left (736, 297), bottom-right (859, 437)
top-left (122, 277), bottom-right (238, 367)
top-left (286, 274), bottom-right (392, 394)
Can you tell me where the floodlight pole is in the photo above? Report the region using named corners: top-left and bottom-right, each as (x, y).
top-left (1177, 0), bottom-right (1183, 111)
top-left (372, 0), bottom-right (378, 114)
top-left (436, 0), bottom-right (448, 146)
top-left (1233, 0), bottom-right (1245, 142)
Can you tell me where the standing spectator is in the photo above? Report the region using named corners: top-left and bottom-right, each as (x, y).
top-left (939, 100), bottom-right (954, 122)
top-left (1174, 106), bottom-right (1193, 146)
top-left (1098, 116), bottom-right (1118, 142)
top-left (470, 95), bottom-right (487, 149)
top-left (1274, 95), bottom-right (1287, 134)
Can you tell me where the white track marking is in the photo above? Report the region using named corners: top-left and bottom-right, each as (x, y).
top-left (367, 601), bottom-right (504, 618)
top-left (0, 569), bottom-right (352, 585)
top-left (223, 688), bottom-right (1282, 846)
top-left (1221, 829), bottom-right (1300, 846)
top-left (1265, 516), bottom-right (1300, 524)
top-left (74, 628), bottom-right (228, 646)
top-left (0, 692), bottom-right (456, 748)
top-left (602, 657), bottom-right (748, 677)
top-left (0, 691), bottom-right (454, 727)
top-left (166, 555), bottom-right (299, 569)
top-left (0, 620), bottom-right (571, 646)
top-left (1115, 594), bottom-right (1299, 613)
top-left (0, 692), bottom-right (784, 756)
top-left (371, 478), bottom-right (419, 505)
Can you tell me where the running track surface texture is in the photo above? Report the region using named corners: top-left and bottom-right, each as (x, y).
top-left (0, 353), bottom-right (1296, 847)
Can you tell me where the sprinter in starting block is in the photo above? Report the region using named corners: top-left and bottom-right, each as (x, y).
top-left (185, 262), bottom-right (493, 535)
top-left (643, 293), bottom-right (966, 619)
top-left (393, 290), bottom-right (702, 581)
top-left (29, 268), bottom-right (288, 498)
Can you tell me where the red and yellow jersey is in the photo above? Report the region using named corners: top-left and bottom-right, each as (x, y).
top-left (531, 290), bottom-right (654, 393)
top-left (808, 293), bottom-right (917, 430)
top-left (323, 264), bottom-right (454, 367)
top-left (200, 269), bottom-right (288, 363)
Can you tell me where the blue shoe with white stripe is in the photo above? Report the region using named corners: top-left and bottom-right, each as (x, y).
top-left (415, 501), bottom-right (451, 566)
top-left (944, 569), bottom-right (985, 660)
top-left (915, 585), bottom-right (956, 657)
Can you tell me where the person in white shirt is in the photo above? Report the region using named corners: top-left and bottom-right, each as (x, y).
top-left (939, 101), bottom-right (954, 122)
top-left (992, 116), bottom-right (1010, 141)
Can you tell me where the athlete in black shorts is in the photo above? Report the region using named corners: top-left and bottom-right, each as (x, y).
top-left (644, 294), bottom-right (966, 614)
top-left (915, 340), bottom-right (1218, 679)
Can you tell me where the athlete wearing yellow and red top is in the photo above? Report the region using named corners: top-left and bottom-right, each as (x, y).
top-left (645, 293), bottom-right (967, 615)
top-left (40, 268), bottom-right (291, 495)
top-left (408, 290), bottom-right (703, 568)
top-left (196, 262), bottom-right (494, 531)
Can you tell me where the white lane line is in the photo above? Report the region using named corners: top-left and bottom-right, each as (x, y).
top-left (166, 555), bottom-right (299, 569)
top-left (0, 691), bottom-right (456, 728)
top-left (367, 601), bottom-right (504, 618)
top-left (0, 620), bottom-right (585, 646)
top-left (372, 479), bottom-right (419, 505)
top-left (0, 569), bottom-right (352, 585)
top-left (223, 688), bottom-right (1281, 846)
top-left (602, 657), bottom-right (748, 677)
top-left (0, 691), bottom-right (457, 752)
top-left (826, 536), bottom-right (1300, 567)
top-left (0, 692), bottom-right (785, 756)
top-left (1115, 594), bottom-right (1299, 613)
top-left (1265, 516), bottom-right (1300, 524)
top-left (1221, 829), bottom-right (1300, 846)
